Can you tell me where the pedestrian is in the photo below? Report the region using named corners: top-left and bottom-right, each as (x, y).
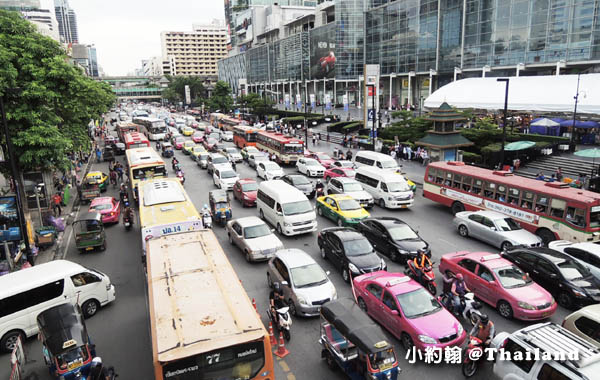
top-left (339, 151), bottom-right (345, 160)
top-left (556, 167), bottom-right (563, 182)
top-left (312, 134), bottom-right (316, 146)
top-left (406, 145), bottom-right (413, 160)
top-left (346, 149), bottom-right (352, 161)
top-left (95, 147), bottom-right (101, 163)
top-left (402, 145), bottom-right (408, 161)
top-left (422, 149), bottom-right (429, 166)
top-left (333, 147), bottom-right (339, 159)
top-left (108, 160), bottom-right (115, 172)
top-left (116, 165), bottom-right (124, 182)
top-left (52, 192), bottom-right (62, 216)
top-left (317, 132), bottom-right (321, 143)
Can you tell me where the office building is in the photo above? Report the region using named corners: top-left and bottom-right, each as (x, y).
top-left (0, 0), bottom-right (60, 41)
top-left (161, 21), bottom-right (228, 76)
top-left (54, 0), bottom-right (77, 43)
top-left (87, 44), bottom-right (98, 77)
top-left (219, 0), bottom-right (600, 109)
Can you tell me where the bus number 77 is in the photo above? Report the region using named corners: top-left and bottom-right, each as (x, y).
top-left (206, 353), bottom-right (220, 365)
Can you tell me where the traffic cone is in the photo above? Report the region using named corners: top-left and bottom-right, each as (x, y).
top-left (274, 331), bottom-right (290, 358)
top-left (268, 322), bottom-right (276, 346)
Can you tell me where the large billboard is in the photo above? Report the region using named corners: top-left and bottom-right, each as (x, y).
top-left (309, 24), bottom-right (335, 80)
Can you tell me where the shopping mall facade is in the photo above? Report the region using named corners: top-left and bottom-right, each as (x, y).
top-left (218, 0), bottom-right (600, 110)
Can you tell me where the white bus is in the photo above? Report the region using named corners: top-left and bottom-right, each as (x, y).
top-left (133, 117), bottom-right (167, 141)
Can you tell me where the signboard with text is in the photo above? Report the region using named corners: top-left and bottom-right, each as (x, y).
top-left (310, 94), bottom-right (316, 110)
top-left (363, 64), bottom-right (380, 130)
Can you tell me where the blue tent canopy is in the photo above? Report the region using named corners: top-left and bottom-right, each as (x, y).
top-left (559, 120), bottom-right (600, 129)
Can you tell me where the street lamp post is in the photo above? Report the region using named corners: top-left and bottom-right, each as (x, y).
top-left (571, 73), bottom-right (581, 149)
top-left (0, 92), bottom-right (33, 266)
top-left (497, 78), bottom-right (510, 168)
top-left (366, 84), bottom-right (376, 152)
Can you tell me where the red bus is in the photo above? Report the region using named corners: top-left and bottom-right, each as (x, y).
top-left (233, 125), bottom-right (258, 148)
top-left (123, 132), bottom-right (151, 149)
top-left (218, 116), bottom-right (240, 131)
top-left (423, 161), bottom-right (600, 244)
top-left (116, 122), bottom-right (140, 143)
top-left (256, 131), bottom-right (304, 164)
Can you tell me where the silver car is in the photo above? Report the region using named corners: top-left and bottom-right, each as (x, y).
top-left (222, 147), bottom-right (243, 163)
top-left (326, 177), bottom-right (374, 208)
top-left (227, 216), bottom-right (283, 262)
top-left (454, 210), bottom-right (542, 250)
top-left (248, 152), bottom-right (270, 168)
top-left (267, 249), bottom-right (337, 317)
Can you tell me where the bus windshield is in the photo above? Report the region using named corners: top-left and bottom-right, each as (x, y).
top-left (246, 133), bottom-right (257, 142)
top-left (283, 144), bottom-right (303, 154)
top-left (151, 121), bottom-right (167, 133)
top-left (132, 166), bottom-right (166, 180)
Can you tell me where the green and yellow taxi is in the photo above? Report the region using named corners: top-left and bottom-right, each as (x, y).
top-left (182, 140), bottom-right (196, 155)
top-left (190, 145), bottom-right (207, 161)
top-left (394, 170), bottom-right (417, 192)
top-left (316, 194), bottom-right (370, 227)
top-left (85, 171), bottom-right (108, 192)
top-left (182, 126), bottom-right (194, 136)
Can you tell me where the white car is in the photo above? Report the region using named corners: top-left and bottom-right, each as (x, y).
top-left (296, 158), bottom-right (325, 177)
top-left (223, 147), bottom-right (243, 163)
top-left (548, 240), bottom-right (600, 282)
top-left (213, 168), bottom-right (239, 190)
top-left (221, 131), bottom-right (234, 142)
top-left (257, 161), bottom-right (284, 180)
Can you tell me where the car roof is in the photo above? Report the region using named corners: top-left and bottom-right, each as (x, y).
top-left (360, 271), bottom-right (422, 294)
top-left (335, 177), bottom-right (359, 184)
top-left (447, 251), bottom-right (514, 269)
top-left (276, 249), bottom-right (315, 268)
top-left (210, 153), bottom-right (226, 158)
top-left (565, 242), bottom-right (600, 256)
top-left (466, 210), bottom-right (508, 219)
top-left (234, 216), bottom-right (267, 228)
top-left (366, 217), bottom-right (406, 227)
top-left (237, 178), bottom-right (256, 184)
top-left (507, 246), bottom-right (571, 264)
top-left (90, 197), bottom-right (113, 205)
top-left (323, 227), bottom-right (365, 241)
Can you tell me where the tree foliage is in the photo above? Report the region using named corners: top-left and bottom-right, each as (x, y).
top-left (206, 81), bottom-right (233, 112)
top-left (0, 10), bottom-right (115, 173)
top-left (237, 93), bottom-right (273, 120)
top-left (162, 75), bottom-right (206, 104)
top-left (379, 117), bottom-right (432, 142)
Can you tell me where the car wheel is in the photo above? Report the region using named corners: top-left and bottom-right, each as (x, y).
top-left (358, 297), bottom-right (367, 312)
top-left (389, 250), bottom-right (399, 262)
top-left (342, 267), bottom-right (350, 283)
top-left (320, 246), bottom-right (327, 260)
top-left (245, 251), bottom-right (251, 263)
top-left (378, 199), bottom-right (385, 208)
top-left (228, 233), bottom-right (234, 245)
top-left (82, 299), bottom-right (100, 318)
top-left (0, 330), bottom-right (24, 353)
top-left (277, 224), bottom-right (283, 235)
top-left (451, 201), bottom-right (465, 215)
top-left (500, 241), bottom-right (513, 251)
top-left (458, 225), bottom-right (469, 237)
top-left (337, 218), bottom-right (344, 227)
top-left (324, 350), bottom-right (336, 369)
top-left (317, 206), bottom-right (323, 216)
top-left (259, 209), bottom-right (265, 219)
top-left (288, 300), bottom-right (297, 316)
top-left (401, 333), bottom-right (414, 352)
top-left (557, 292), bottom-right (574, 309)
top-left (497, 300), bottom-right (513, 319)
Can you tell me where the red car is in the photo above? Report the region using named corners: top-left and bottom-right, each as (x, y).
top-left (203, 137), bottom-right (218, 151)
top-left (233, 179), bottom-right (258, 207)
top-left (88, 197), bottom-right (120, 224)
top-left (319, 51), bottom-right (336, 73)
top-left (324, 166), bottom-right (356, 181)
top-left (439, 251), bottom-right (557, 321)
top-left (173, 136), bottom-right (185, 149)
top-left (353, 271), bottom-right (465, 351)
top-left (308, 152), bottom-right (335, 168)
top-left (191, 132), bottom-right (204, 143)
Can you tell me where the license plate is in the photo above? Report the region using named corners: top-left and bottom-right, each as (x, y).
top-left (220, 208), bottom-right (225, 212)
top-left (542, 311), bottom-right (550, 317)
top-left (401, 205), bottom-right (408, 209)
top-left (85, 247), bottom-right (93, 251)
top-left (67, 360), bottom-right (82, 371)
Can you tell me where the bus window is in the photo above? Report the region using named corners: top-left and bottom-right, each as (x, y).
top-left (427, 168), bottom-right (436, 182)
top-left (453, 174), bottom-right (462, 189)
top-left (496, 185), bottom-right (507, 203)
top-left (472, 179), bottom-right (482, 194)
top-left (535, 196), bottom-right (548, 214)
top-left (444, 172), bottom-right (452, 186)
top-left (484, 182), bottom-right (496, 198)
top-left (508, 188), bottom-right (520, 206)
top-left (590, 207), bottom-right (600, 228)
top-left (550, 199), bottom-right (566, 219)
top-left (566, 207), bottom-right (586, 227)
top-left (435, 170), bottom-right (444, 184)
top-left (462, 176), bottom-right (472, 192)
top-left (521, 191), bottom-right (534, 210)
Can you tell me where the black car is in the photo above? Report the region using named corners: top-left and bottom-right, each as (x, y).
top-left (281, 174), bottom-right (315, 199)
top-left (356, 217), bottom-right (430, 263)
top-left (502, 247), bottom-right (600, 309)
top-left (317, 227), bottom-right (386, 283)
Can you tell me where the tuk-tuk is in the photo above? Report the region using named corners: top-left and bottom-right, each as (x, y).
top-left (161, 142), bottom-right (174, 158)
top-left (85, 171), bottom-right (108, 192)
top-left (80, 181), bottom-right (100, 203)
top-left (73, 212), bottom-right (106, 253)
top-left (209, 190), bottom-right (232, 226)
top-left (320, 298), bottom-right (401, 380)
top-left (102, 145), bottom-right (115, 162)
top-left (37, 303), bottom-right (96, 380)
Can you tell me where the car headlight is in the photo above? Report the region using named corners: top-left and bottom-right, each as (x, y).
top-left (517, 301), bottom-right (535, 310)
top-left (418, 334), bottom-right (437, 344)
top-left (297, 295), bottom-right (308, 306)
top-left (388, 196), bottom-right (393, 200)
top-left (550, 297), bottom-right (556, 305)
top-left (283, 222), bottom-right (291, 227)
top-left (457, 324), bottom-right (464, 335)
top-left (348, 263), bottom-right (360, 274)
top-left (380, 258), bottom-right (386, 270)
top-left (572, 288), bottom-right (587, 297)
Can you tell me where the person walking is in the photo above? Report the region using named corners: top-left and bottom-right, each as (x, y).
top-left (95, 147), bottom-right (102, 163)
top-left (52, 192), bottom-right (63, 216)
top-left (116, 163), bottom-right (124, 182)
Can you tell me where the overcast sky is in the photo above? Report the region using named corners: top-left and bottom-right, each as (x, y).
top-left (70, 0), bottom-right (225, 76)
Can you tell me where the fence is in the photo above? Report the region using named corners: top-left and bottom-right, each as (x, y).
top-left (9, 336), bottom-right (25, 380)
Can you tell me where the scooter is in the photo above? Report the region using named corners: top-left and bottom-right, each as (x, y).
top-left (172, 160), bottom-right (180, 171)
top-left (404, 259), bottom-right (437, 295)
top-left (122, 193), bottom-right (130, 208)
top-left (202, 210), bottom-right (212, 228)
top-left (123, 213), bottom-right (132, 231)
top-left (316, 186), bottom-right (325, 198)
top-left (267, 306), bottom-right (292, 341)
top-left (438, 292), bottom-right (483, 326)
top-left (176, 170), bottom-right (185, 185)
top-left (462, 336), bottom-right (485, 378)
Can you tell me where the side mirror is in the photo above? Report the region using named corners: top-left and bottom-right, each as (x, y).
top-left (549, 273), bottom-right (558, 279)
top-left (271, 229), bottom-right (275, 233)
top-left (281, 281), bottom-right (289, 287)
top-left (391, 310), bottom-right (399, 316)
top-left (277, 211), bottom-right (283, 216)
top-left (491, 227), bottom-right (497, 231)
top-left (326, 270), bottom-right (331, 276)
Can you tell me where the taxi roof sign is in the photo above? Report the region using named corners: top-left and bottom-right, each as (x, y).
top-left (62, 339), bottom-right (77, 349)
top-left (374, 341), bottom-right (388, 349)
top-left (481, 254), bottom-right (501, 262)
top-left (386, 277), bottom-right (411, 287)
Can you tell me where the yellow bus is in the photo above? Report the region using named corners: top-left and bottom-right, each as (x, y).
top-left (124, 147), bottom-right (167, 202)
top-left (146, 229), bottom-right (275, 380)
top-left (137, 178), bottom-right (202, 255)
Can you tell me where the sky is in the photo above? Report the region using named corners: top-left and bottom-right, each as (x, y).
top-left (69, 0), bottom-right (225, 76)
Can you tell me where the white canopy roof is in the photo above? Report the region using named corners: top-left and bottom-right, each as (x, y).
top-left (424, 73), bottom-right (600, 114)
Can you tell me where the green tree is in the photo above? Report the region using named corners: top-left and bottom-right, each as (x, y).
top-left (0, 10), bottom-right (115, 174)
top-left (238, 93), bottom-right (274, 120)
top-left (206, 81), bottom-right (233, 112)
top-left (162, 75), bottom-right (206, 104)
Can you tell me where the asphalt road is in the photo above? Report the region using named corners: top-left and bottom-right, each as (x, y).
top-left (2, 119), bottom-right (572, 380)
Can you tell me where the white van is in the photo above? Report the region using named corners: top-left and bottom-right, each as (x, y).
top-left (257, 180), bottom-right (318, 236)
top-left (0, 260), bottom-right (116, 352)
top-left (355, 167), bottom-right (414, 209)
top-left (353, 151), bottom-right (399, 171)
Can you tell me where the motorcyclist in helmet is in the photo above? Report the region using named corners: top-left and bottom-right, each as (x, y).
top-left (269, 283), bottom-right (287, 324)
top-left (123, 206), bottom-right (134, 225)
top-left (172, 156), bottom-right (179, 170)
top-left (451, 273), bottom-right (471, 314)
top-left (315, 179), bottom-right (325, 197)
top-left (89, 357), bottom-right (109, 380)
top-left (412, 249), bottom-right (432, 284)
top-left (469, 314), bottom-right (494, 347)
top-left (119, 183), bottom-right (128, 204)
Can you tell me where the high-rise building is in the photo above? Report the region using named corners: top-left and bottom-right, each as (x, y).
top-left (54, 0), bottom-right (77, 43)
top-left (141, 56), bottom-right (163, 77)
top-left (161, 21), bottom-right (228, 76)
top-left (0, 0), bottom-right (60, 41)
top-left (87, 44), bottom-right (98, 77)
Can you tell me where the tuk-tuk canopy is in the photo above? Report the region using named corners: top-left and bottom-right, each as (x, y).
top-left (37, 303), bottom-right (89, 356)
top-left (162, 142), bottom-right (173, 148)
top-left (321, 298), bottom-right (393, 355)
top-left (77, 212), bottom-right (102, 223)
top-left (209, 190), bottom-right (228, 203)
top-left (74, 212), bottom-right (103, 233)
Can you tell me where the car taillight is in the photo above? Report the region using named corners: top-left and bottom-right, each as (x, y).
top-left (110, 212), bottom-right (114, 216)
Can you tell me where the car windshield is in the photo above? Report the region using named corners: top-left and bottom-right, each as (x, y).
top-left (282, 200), bottom-right (313, 216)
top-left (558, 259), bottom-right (591, 280)
top-left (226, 148), bottom-right (237, 153)
top-left (244, 224), bottom-right (271, 239)
top-left (90, 203), bottom-right (112, 211)
top-left (494, 218), bottom-right (521, 231)
top-left (184, 142), bottom-right (194, 147)
top-left (380, 160), bottom-right (398, 169)
top-left (493, 266), bottom-right (532, 288)
top-left (338, 199), bottom-right (361, 211)
top-left (342, 238), bottom-right (373, 256)
top-left (343, 182), bottom-right (363, 192)
top-left (207, 138), bottom-right (217, 144)
top-left (290, 263), bottom-right (328, 288)
top-left (306, 160), bottom-right (320, 166)
top-left (284, 144), bottom-right (303, 154)
top-left (388, 225), bottom-right (419, 240)
top-left (209, 133), bottom-right (220, 139)
top-left (242, 183), bottom-right (258, 191)
top-left (396, 288), bottom-right (442, 318)
top-left (213, 156), bottom-right (228, 164)
top-left (199, 154), bottom-right (209, 160)
top-left (292, 176), bottom-right (310, 185)
top-left (387, 181), bottom-right (410, 192)
top-left (337, 161), bottom-right (353, 168)
top-left (193, 147), bottom-right (204, 152)
top-left (317, 154), bottom-right (331, 161)
top-left (175, 137), bottom-right (184, 142)
top-left (221, 171), bottom-right (237, 179)
top-left (247, 147), bottom-right (259, 153)
top-left (264, 162), bottom-right (280, 170)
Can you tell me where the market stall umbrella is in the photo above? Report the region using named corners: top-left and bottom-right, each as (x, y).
top-left (504, 141), bottom-right (535, 151)
top-left (530, 118), bottom-right (560, 127)
top-left (574, 148), bottom-right (600, 174)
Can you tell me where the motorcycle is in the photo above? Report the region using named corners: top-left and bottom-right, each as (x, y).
top-left (404, 259), bottom-right (437, 295)
top-left (438, 292), bottom-right (483, 326)
top-left (172, 160), bottom-right (180, 171)
top-left (316, 185), bottom-right (325, 198)
top-left (462, 336), bottom-right (485, 378)
top-left (202, 210), bottom-right (212, 228)
top-left (267, 306), bottom-right (292, 341)
top-left (122, 193), bottom-right (130, 208)
top-left (176, 169), bottom-right (185, 184)
top-left (123, 214), bottom-right (132, 231)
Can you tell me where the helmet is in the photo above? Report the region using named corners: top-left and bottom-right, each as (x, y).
top-left (91, 357), bottom-right (102, 367)
top-left (456, 273), bottom-right (464, 281)
top-left (417, 249), bottom-right (425, 255)
top-left (273, 282), bottom-right (281, 294)
top-left (479, 314), bottom-right (489, 325)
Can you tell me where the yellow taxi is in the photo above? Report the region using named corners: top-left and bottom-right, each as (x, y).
top-left (85, 171), bottom-right (108, 192)
top-left (394, 169), bottom-right (417, 192)
top-left (182, 141), bottom-right (196, 155)
top-left (182, 126), bottom-right (194, 136)
top-left (316, 194), bottom-right (370, 227)
top-left (190, 145), bottom-right (207, 161)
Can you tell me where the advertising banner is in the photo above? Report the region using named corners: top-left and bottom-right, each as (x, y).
top-left (309, 24), bottom-right (335, 80)
top-left (310, 94), bottom-right (316, 110)
top-left (343, 94), bottom-right (349, 112)
top-left (184, 85), bottom-right (191, 105)
top-left (284, 94), bottom-right (290, 109)
top-left (364, 64), bottom-right (380, 129)
top-left (296, 94), bottom-right (302, 110)
top-left (325, 94), bottom-right (331, 110)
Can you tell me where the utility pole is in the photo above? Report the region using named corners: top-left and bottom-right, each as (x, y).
top-left (497, 78), bottom-right (509, 168)
top-left (571, 73), bottom-right (581, 149)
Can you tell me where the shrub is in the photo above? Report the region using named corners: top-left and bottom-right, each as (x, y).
top-left (462, 151), bottom-right (482, 164)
